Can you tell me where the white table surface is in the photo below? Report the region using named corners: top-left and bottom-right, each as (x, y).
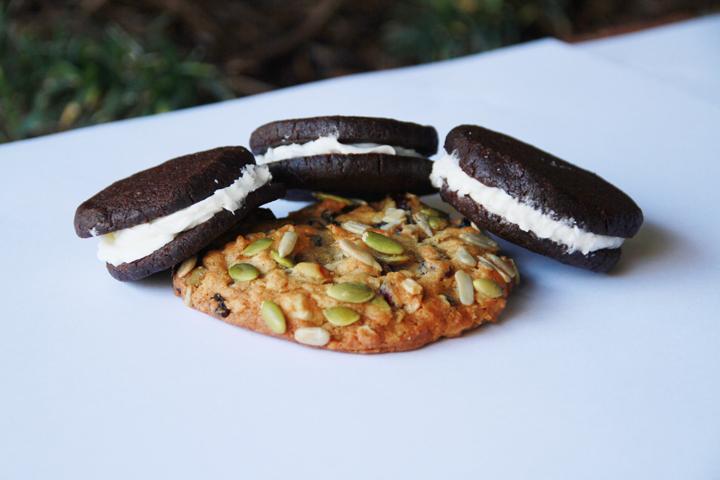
top-left (580, 13), bottom-right (720, 105)
top-left (1, 20), bottom-right (719, 480)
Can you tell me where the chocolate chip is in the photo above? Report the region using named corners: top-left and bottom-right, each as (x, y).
top-left (391, 193), bottom-right (410, 210)
top-left (212, 293), bottom-right (231, 318)
top-left (321, 210), bottom-right (337, 225)
top-left (379, 284), bottom-right (397, 308)
top-left (307, 218), bottom-right (326, 228)
top-left (444, 294), bottom-right (458, 306)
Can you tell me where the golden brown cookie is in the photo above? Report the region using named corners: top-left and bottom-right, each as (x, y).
top-left (173, 194), bottom-right (518, 353)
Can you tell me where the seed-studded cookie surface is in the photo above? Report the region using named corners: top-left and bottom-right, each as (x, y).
top-left (173, 193), bottom-right (518, 353)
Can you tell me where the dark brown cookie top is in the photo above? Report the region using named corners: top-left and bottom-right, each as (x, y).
top-left (266, 153), bottom-right (435, 198)
top-left (250, 116), bottom-right (438, 156)
top-left (445, 125), bottom-right (643, 237)
top-left (74, 146), bottom-right (258, 238)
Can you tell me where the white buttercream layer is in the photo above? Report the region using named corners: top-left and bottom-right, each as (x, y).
top-left (98, 164), bottom-right (272, 266)
top-left (255, 136), bottom-right (424, 164)
top-left (430, 152), bottom-right (624, 255)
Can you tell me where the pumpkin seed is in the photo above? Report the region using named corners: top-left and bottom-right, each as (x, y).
top-left (369, 295), bottom-right (391, 312)
top-left (455, 247), bottom-right (476, 267)
top-left (372, 252), bottom-right (411, 264)
top-left (183, 286), bottom-right (193, 306)
top-left (326, 282), bottom-right (374, 303)
top-left (473, 278), bottom-right (503, 298)
top-left (337, 239), bottom-right (381, 269)
top-left (313, 192), bottom-right (353, 205)
top-left (454, 271), bottom-right (475, 305)
top-left (260, 300), bottom-right (286, 334)
top-left (277, 231), bottom-right (298, 258)
top-left (294, 327), bottom-right (331, 346)
top-left (428, 216), bottom-right (448, 230)
top-left (362, 231), bottom-right (404, 255)
top-left (323, 306), bottom-right (361, 326)
top-left (186, 266), bottom-right (207, 287)
top-left (176, 257), bottom-right (196, 278)
top-left (341, 220), bottom-right (370, 235)
top-left (242, 238), bottom-right (272, 256)
top-left (420, 206), bottom-right (444, 217)
top-left (228, 262), bottom-right (260, 282)
top-left (270, 250), bottom-right (295, 268)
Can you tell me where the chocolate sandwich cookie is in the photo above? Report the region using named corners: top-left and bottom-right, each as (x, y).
top-left (431, 125), bottom-right (643, 272)
top-left (249, 116), bottom-right (438, 198)
top-left (74, 146), bottom-right (284, 281)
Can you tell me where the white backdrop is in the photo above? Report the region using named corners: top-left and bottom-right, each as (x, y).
top-left (1, 24), bottom-right (719, 480)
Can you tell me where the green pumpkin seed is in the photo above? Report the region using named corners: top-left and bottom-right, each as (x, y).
top-left (454, 271), bottom-right (475, 305)
top-left (369, 295), bottom-right (391, 312)
top-left (323, 306), bottom-right (361, 326)
top-left (473, 278), bottom-right (503, 298)
top-left (242, 238), bottom-right (272, 256)
top-left (271, 250), bottom-right (295, 268)
top-left (313, 192), bottom-right (353, 205)
top-left (372, 252), bottom-right (411, 264)
top-left (294, 327), bottom-right (330, 346)
top-left (326, 282), bottom-right (374, 303)
top-left (428, 216), bottom-right (448, 230)
top-left (261, 300), bottom-right (286, 334)
top-left (420, 206), bottom-right (442, 217)
top-left (228, 262), bottom-right (260, 282)
top-left (362, 231), bottom-right (404, 255)
top-left (277, 231), bottom-right (298, 258)
top-left (186, 266), bottom-right (207, 287)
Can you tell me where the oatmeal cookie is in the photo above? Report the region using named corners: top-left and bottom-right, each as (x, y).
top-left (173, 193), bottom-right (517, 353)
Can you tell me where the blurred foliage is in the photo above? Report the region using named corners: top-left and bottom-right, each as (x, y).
top-left (1, 0), bottom-right (716, 143)
top-left (384, 0), bottom-right (572, 62)
top-left (0, 7), bottom-right (232, 142)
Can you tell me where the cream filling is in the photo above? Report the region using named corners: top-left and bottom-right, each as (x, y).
top-left (430, 152), bottom-right (624, 255)
top-left (97, 164), bottom-right (272, 266)
top-left (255, 135), bottom-right (425, 164)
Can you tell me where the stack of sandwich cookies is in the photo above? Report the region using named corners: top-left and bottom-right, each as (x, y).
top-left (432, 125), bottom-right (643, 272)
top-left (74, 146), bottom-right (284, 281)
top-left (250, 116), bottom-right (438, 198)
top-left (73, 116), bottom-right (644, 352)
